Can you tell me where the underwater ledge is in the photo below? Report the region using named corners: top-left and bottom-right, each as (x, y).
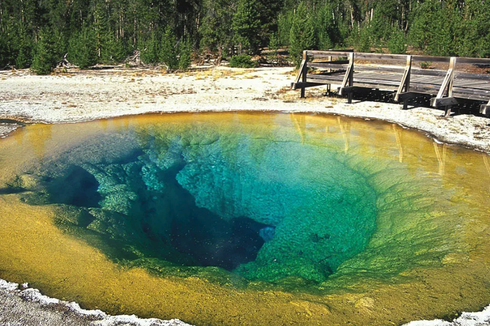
top-left (0, 115), bottom-right (488, 326)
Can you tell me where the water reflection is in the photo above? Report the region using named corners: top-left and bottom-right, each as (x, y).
top-left (392, 124), bottom-right (404, 163)
top-left (433, 142), bottom-right (447, 176)
top-left (337, 116), bottom-right (350, 153)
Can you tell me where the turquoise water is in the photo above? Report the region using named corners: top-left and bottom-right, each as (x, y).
top-left (15, 115), bottom-right (377, 284)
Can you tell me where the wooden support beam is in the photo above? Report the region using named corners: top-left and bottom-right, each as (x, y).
top-left (338, 86), bottom-right (364, 102)
top-left (397, 92), bottom-right (427, 101)
top-left (395, 55), bottom-right (412, 102)
top-left (480, 101), bottom-right (490, 117)
top-left (306, 49), bottom-right (354, 58)
top-left (397, 91), bottom-right (428, 110)
top-left (339, 86), bottom-right (363, 93)
top-left (340, 52), bottom-right (355, 103)
top-left (309, 70), bottom-right (347, 76)
top-left (455, 57), bottom-right (490, 65)
top-left (412, 55), bottom-right (452, 63)
top-left (313, 59), bottom-right (349, 65)
top-left (291, 82), bottom-right (327, 89)
top-left (430, 96), bottom-right (459, 108)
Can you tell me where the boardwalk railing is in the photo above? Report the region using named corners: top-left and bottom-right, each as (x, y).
top-left (291, 50), bottom-right (490, 117)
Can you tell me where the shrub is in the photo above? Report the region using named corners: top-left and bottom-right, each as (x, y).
top-left (229, 54), bottom-right (256, 68)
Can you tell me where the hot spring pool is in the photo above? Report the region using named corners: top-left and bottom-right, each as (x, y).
top-left (0, 112), bottom-right (489, 325)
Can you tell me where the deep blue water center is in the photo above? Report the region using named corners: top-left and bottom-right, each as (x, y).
top-left (22, 119), bottom-right (378, 283)
top-left (145, 163), bottom-right (271, 271)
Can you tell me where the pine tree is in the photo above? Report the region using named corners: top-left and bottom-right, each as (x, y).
top-left (427, 2), bottom-right (456, 56)
top-left (16, 44), bottom-right (31, 69)
top-left (289, 2), bottom-right (316, 67)
top-left (100, 31), bottom-right (127, 64)
top-left (409, 0), bottom-right (452, 55)
top-left (140, 31), bottom-right (160, 65)
top-left (370, 0), bottom-right (399, 44)
top-left (15, 25), bottom-right (33, 68)
top-left (458, 0), bottom-right (490, 57)
top-left (256, 0), bottom-right (282, 51)
top-left (315, 5), bottom-right (334, 50)
top-left (31, 27), bottom-right (58, 75)
top-left (53, 28), bottom-right (68, 64)
top-left (93, 0), bottom-right (108, 59)
top-left (2, 0), bottom-right (490, 69)
top-left (68, 26), bottom-right (98, 69)
top-left (0, 33), bottom-right (11, 68)
top-left (357, 25), bottom-right (372, 52)
top-left (277, 11), bottom-right (293, 47)
top-left (178, 37), bottom-right (192, 70)
top-left (160, 26), bottom-right (178, 70)
top-left (232, 0), bottom-right (262, 54)
top-left (0, 15), bottom-right (16, 68)
top-left (387, 27), bottom-right (407, 54)
top-left (269, 32), bottom-right (279, 54)
top-left (199, 0), bottom-right (235, 57)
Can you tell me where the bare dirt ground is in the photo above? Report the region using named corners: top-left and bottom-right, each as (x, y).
top-left (0, 66), bottom-right (489, 326)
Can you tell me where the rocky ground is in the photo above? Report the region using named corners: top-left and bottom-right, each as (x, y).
top-left (0, 66), bottom-right (489, 325)
top-left (0, 279), bottom-right (190, 326)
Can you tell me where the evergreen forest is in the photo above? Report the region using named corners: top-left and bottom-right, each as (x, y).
top-left (1, 0), bottom-right (489, 73)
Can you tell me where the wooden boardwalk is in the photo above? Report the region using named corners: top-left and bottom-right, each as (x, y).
top-left (291, 50), bottom-right (490, 117)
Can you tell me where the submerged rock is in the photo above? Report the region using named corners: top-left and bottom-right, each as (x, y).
top-left (259, 226), bottom-right (275, 242)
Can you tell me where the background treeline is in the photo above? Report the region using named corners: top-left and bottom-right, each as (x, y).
top-left (0, 0), bottom-right (489, 73)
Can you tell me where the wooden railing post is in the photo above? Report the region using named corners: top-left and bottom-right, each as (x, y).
top-left (448, 57), bottom-right (456, 98)
top-left (292, 51), bottom-right (309, 98)
top-left (431, 57), bottom-right (458, 116)
top-left (301, 51), bottom-right (308, 98)
top-left (395, 55), bottom-right (412, 103)
top-left (340, 52), bottom-right (354, 103)
top-left (437, 57), bottom-right (457, 99)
